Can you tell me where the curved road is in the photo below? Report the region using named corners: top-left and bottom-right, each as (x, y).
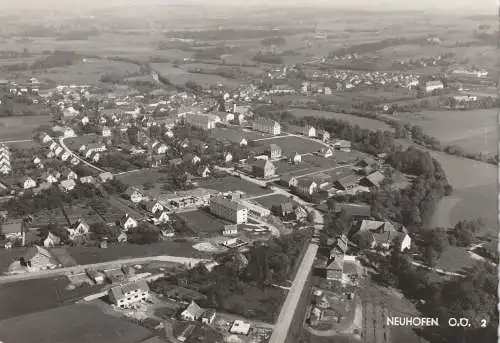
top-left (59, 136), bottom-right (106, 173)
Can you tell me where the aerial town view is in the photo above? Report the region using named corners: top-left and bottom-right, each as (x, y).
top-left (0, 1), bottom-right (497, 343)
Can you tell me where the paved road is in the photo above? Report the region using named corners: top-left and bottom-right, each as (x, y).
top-left (269, 243), bottom-right (319, 343)
top-left (59, 136), bottom-right (106, 173)
top-left (0, 255), bottom-right (210, 285)
top-left (0, 139), bottom-right (33, 144)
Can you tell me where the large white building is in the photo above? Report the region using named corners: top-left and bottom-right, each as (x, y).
top-left (252, 118), bottom-right (281, 135)
top-left (210, 196), bottom-right (248, 224)
top-left (109, 280), bottom-right (150, 308)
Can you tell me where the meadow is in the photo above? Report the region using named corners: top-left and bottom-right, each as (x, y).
top-left (175, 209), bottom-right (231, 235)
top-left (288, 108), bottom-right (393, 132)
top-left (0, 115), bottom-right (52, 141)
top-left (0, 303), bottom-right (153, 343)
top-left (200, 175), bottom-right (272, 197)
top-left (252, 135), bottom-right (326, 155)
top-left (397, 109), bottom-right (497, 155)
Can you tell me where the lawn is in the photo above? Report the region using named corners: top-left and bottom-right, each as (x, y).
top-left (0, 115), bottom-right (52, 141)
top-left (252, 135), bottom-right (326, 155)
top-left (0, 303), bottom-right (153, 343)
top-left (116, 169), bottom-right (167, 187)
top-left (176, 209), bottom-right (231, 235)
top-left (397, 109), bottom-right (497, 155)
top-left (64, 134), bottom-right (102, 151)
top-left (435, 246), bottom-right (478, 274)
top-left (254, 194), bottom-right (297, 209)
top-left (0, 248), bottom-right (28, 274)
top-left (200, 175), bottom-right (272, 196)
top-left (288, 108), bottom-right (393, 132)
top-left (0, 276), bottom-right (102, 321)
top-left (211, 126), bottom-right (271, 143)
top-left (66, 241), bottom-right (211, 265)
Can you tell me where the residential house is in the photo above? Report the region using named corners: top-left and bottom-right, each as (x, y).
top-left (33, 156), bottom-right (41, 165)
top-left (81, 116), bottom-right (90, 125)
top-left (224, 152), bottom-right (233, 162)
top-left (152, 141), bottom-right (168, 154)
top-left (183, 153), bottom-right (201, 165)
top-left (200, 310), bottom-right (216, 325)
top-left (60, 151), bottom-right (71, 161)
top-left (239, 138), bottom-right (248, 147)
top-left (180, 138), bottom-right (190, 149)
top-left (117, 232), bottom-right (128, 243)
top-left (295, 206), bottom-right (308, 221)
top-left (210, 197), bottom-right (248, 224)
top-left (355, 220), bottom-right (411, 252)
top-left (79, 176), bottom-right (95, 184)
top-left (425, 80), bottom-right (444, 93)
top-left (230, 320), bottom-right (251, 335)
top-left (98, 172), bottom-right (114, 183)
top-left (20, 177), bottom-right (36, 189)
top-left (102, 127), bottom-right (112, 137)
top-left (86, 143), bottom-right (107, 153)
top-left (303, 125), bottom-right (316, 137)
top-left (222, 224), bottom-right (238, 236)
top-left (190, 139), bottom-right (208, 153)
top-left (198, 166), bottom-right (211, 178)
top-left (267, 144), bottom-right (282, 160)
top-left (181, 301), bottom-right (204, 321)
top-left (280, 175), bottom-right (298, 188)
top-left (326, 254), bottom-right (344, 281)
top-left (252, 118), bottom-right (281, 135)
top-left (250, 159), bottom-right (276, 178)
top-left (109, 280), bottom-right (150, 308)
top-left (119, 214), bottom-right (138, 230)
top-left (289, 152), bottom-right (301, 164)
top-left (332, 140), bottom-right (351, 152)
top-left (333, 174), bottom-right (359, 191)
top-left (54, 146), bottom-right (64, 157)
top-left (59, 179), bottom-right (76, 192)
top-left (360, 171), bottom-right (385, 188)
top-left (317, 130), bottom-right (330, 142)
top-left (125, 187), bottom-right (144, 203)
top-left (87, 269), bottom-right (106, 284)
top-left (40, 133), bottom-right (53, 144)
top-left (318, 147), bottom-right (333, 158)
top-left (153, 211), bottom-right (170, 225)
top-left (61, 169), bottom-right (78, 181)
top-left (42, 172), bottom-right (58, 184)
top-left (143, 200), bottom-right (164, 214)
top-left (295, 179), bottom-right (318, 197)
top-left (279, 202), bottom-right (294, 217)
top-left (67, 219), bottom-right (90, 241)
top-left (43, 232), bottom-right (60, 248)
top-left (20, 245), bottom-right (55, 270)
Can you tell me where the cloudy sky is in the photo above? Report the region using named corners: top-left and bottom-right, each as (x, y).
top-left (0, 0), bottom-right (495, 13)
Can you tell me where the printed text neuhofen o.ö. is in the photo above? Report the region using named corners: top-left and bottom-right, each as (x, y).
top-left (386, 317), bottom-right (440, 327)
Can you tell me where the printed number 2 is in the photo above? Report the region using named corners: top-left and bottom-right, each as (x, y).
top-left (481, 319), bottom-right (487, 328)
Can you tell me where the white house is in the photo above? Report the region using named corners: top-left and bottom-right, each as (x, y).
top-left (303, 125), bottom-right (316, 137)
top-left (181, 301), bottom-right (204, 321)
top-left (319, 147), bottom-right (333, 158)
top-left (33, 156), bottom-right (41, 165)
top-left (230, 320), bottom-right (251, 335)
top-left (66, 219), bottom-right (90, 241)
top-left (224, 152), bottom-right (233, 162)
top-left (54, 146), bottom-right (64, 157)
top-left (63, 128), bottom-right (76, 138)
top-left (43, 232), bottom-right (61, 248)
top-left (152, 211), bottom-right (170, 225)
top-left (290, 152), bottom-right (301, 164)
top-left (126, 188), bottom-right (144, 203)
top-left (239, 138), bottom-right (248, 147)
top-left (79, 176), bottom-right (95, 184)
top-left (102, 127), bottom-right (112, 137)
top-left (91, 152), bottom-right (100, 162)
top-left (425, 80), bottom-right (444, 93)
top-left (119, 214), bottom-right (138, 230)
top-left (60, 151), bottom-right (71, 161)
top-left (44, 173), bottom-right (59, 184)
top-left (144, 200), bottom-right (164, 214)
top-left (59, 179), bottom-right (76, 192)
top-left (81, 116), bottom-right (90, 125)
top-left (21, 177), bottom-right (36, 189)
top-left (109, 280), bottom-right (150, 309)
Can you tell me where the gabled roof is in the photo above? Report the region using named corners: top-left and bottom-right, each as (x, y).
top-left (364, 171), bottom-right (385, 186)
top-left (269, 143), bottom-right (281, 152)
top-left (280, 202), bottom-right (294, 213)
top-left (23, 245), bottom-right (52, 261)
top-left (110, 279), bottom-right (149, 301)
top-left (182, 301), bottom-right (204, 319)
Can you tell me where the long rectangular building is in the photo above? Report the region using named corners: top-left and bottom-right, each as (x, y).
top-left (210, 196), bottom-right (248, 224)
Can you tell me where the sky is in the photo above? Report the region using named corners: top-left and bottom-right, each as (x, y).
top-left (0, 0), bottom-right (495, 14)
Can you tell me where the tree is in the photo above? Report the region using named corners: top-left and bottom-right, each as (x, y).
top-left (422, 227), bottom-right (448, 257)
top-left (89, 222), bottom-right (120, 241)
top-left (127, 126), bottom-right (139, 146)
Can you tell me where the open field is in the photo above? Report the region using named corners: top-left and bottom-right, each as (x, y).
top-left (0, 248), bottom-right (28, 274)
top-left (200, 175), bottom-right (272, 196)
top-left (65, 133), bottom-right (102, 151)
top-left (116, 169), bottom-right (166, 187)
top-left (397, 109), bottom-right (497, 155)
top-left (175, 209), bottom-right (231, 235)
top-left (0, 276), bottom-right (102, 321)
top-left (211, 126), bottom-right (272, 143)
top-left (66, 241), bottom-right (210, 265)
top-left (0, 303), bottom-right (153, 343)
top-left (0, 115), bottom-right (52, 140)
top-left (435, 246), bottom-right (478, 274)
top-left (252, 135), bottom-right (326, 155)
top-left (151, 62), bottom-right (243, 89)
top-left (289, 108), bottom-right (393, 132)
top-left (20, 58), bottom-right (142, 85)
